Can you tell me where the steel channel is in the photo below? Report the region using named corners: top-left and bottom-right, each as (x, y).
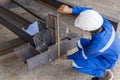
top-left (0, 5), bottom-right (34, 44)
top-left (11, 0), bottom-right (46, 23)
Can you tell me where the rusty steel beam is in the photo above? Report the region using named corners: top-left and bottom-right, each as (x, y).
top-left (11, 0), bottom-right (45, 23)
top-left (0, 38), bottom-right (26, 56)
top-left (14, 13), bottom-right (80, 70)
top-left (0, 5), bottom-right (35, 45)
top-left (14, 44), bottom-right (39, 62)
top-left (27, 37), bottom-right (79, 70)
top-left (11, 0), bottom-right (118, 31)
top-left (35, 0), bottom-right (70, 10)
top-left (13, 38), bottom-right (79, 70)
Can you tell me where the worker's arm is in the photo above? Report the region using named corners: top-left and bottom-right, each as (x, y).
top-left (77, 38), bottom-right (90, 50)
top-left (67, 39), bottom-right (102, 60)
top-left (72, 6), bottom-right (92, 15)
top-left (57, 4), bottom-right (92, 15)
top-left (67, 38), bottom-right (91, 60)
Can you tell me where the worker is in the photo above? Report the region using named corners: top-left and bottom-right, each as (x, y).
top-left (58, 5), bottom-right (120, 80)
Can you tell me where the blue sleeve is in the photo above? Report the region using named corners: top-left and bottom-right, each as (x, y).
top-left (67, 38), bottom-right (90, 60)
top-left (82, 41), bottom-right (102, 59)
top-left (67, 39), bottom-right (102, 60)
top-left (77, 38), bottom-right (90, 49)
top-left (72, 6), bottom-right (92, 15)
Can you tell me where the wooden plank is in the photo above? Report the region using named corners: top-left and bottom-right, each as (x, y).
top-left (0, 38), bottom-right (26, 56)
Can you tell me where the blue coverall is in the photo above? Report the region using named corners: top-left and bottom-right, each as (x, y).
top-left (67, 6), bottom-right (120, 77)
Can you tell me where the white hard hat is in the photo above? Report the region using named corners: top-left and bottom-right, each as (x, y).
top-left (74, 10), bottom-right (103, 31)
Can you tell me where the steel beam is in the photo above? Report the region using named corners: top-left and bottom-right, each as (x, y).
top-left (14, 13), bottom-right (81, 70)
top-left (10, 0), bottom-right (84, 35)
top-left (14, 44), bottom-right (39, 62)
top-left (13, 35), bottom-right (79, 70)
top-left (27, 37), bottom-right (79, 70)
top-left (0, 38), bottom-right (25, 56)
top-left (11, 0), bottom-right (118, 31)
top-left (0, 5), bottom-right (35, 44)
top-left (11, 0), bottom-right (46, 23)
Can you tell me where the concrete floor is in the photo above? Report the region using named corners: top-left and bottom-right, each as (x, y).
top-left (0, 0), bottom-right (120, 80)
top-left (0, 53), bottom-right (120, 80)
top-left (0, 54), bottom-right (92, 80)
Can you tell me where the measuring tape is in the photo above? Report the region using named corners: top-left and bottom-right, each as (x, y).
top-left (57, 12), bottom-right (60, 58)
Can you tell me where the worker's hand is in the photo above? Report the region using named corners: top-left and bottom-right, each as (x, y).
top-left (57, 4), bottom-right (72, 14)
top-left (60, 54), bottom-right (67, 59)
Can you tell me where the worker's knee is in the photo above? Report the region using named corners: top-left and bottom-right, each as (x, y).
top-left (72, 66), bottom-right (105, 77)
